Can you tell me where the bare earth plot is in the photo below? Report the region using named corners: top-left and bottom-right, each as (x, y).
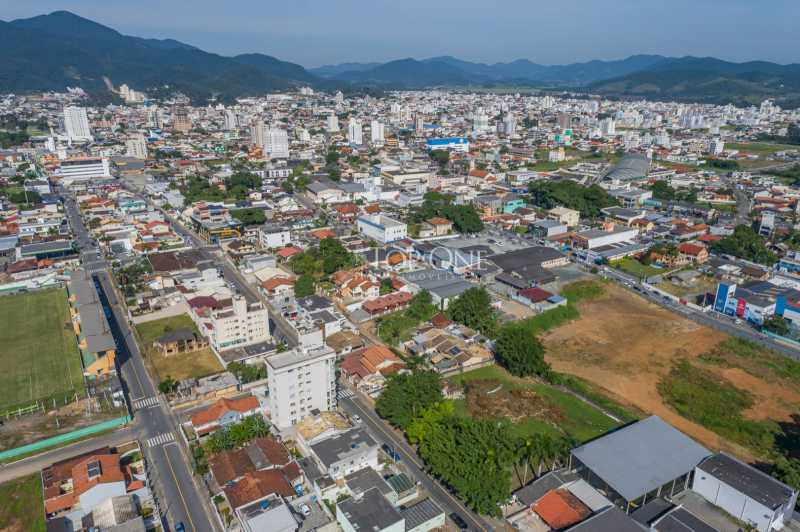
top-left (0, 288), bottom-right (85, 412)
top-left (541, 283), bottom-right (800, 460)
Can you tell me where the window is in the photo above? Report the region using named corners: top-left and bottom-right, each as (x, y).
top-left (87, 460), bottom-right (102, 478)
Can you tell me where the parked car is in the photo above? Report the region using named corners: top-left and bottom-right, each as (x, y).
top-left (449, 513), bottom-right (469, 529)
top-left (300, 503), bottom-right (311, 516)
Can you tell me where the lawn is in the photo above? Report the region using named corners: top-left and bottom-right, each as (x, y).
top-left (612, 257), bottom-right (665, 279)
top-left (655, 275), bottom-right (718, 298)
top-left (135, 314), bottom-right (223, 382)
top-left (0, 474), bottom-right (46, 532)
top-left (726, 142), bottom-right (799, 156)
top-left (450, 365), bottom-right (622, 443)
top-left (0, 288), bottom-right (85, 412)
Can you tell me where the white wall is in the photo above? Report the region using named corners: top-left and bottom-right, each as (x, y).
top-left (693, 467), bottom-right (778, 532)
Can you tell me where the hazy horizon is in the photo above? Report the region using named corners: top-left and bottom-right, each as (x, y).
top-left (2, 0), bottom-right (799, 68)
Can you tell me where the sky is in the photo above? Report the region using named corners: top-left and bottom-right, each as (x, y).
top-left (2, 0), bottom-right (798, 68)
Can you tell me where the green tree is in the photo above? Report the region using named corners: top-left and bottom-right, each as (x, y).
top-left (158, 376), bottom-right (178, 394)
top-left (763, 315), bottom-right (790, 336)
top-left (710, 225), bottom-right (776, 265)
top-left (231, 208), bottom-right (266, 226)
top-left (649, 180), bottom-right (675, 201)
top-left (772, 456), bottom-right (800, 503)
top-left (380, 277), bottom-right (395, 295)
top-left (446, 287), bottom-right (497, 336)
top-left (375, 371), bottom-right (443, 430)
top-left (429, 149), bottom-right (450, 166)
top-left (407, 401), bottom-right (454, 444)
top-left (419, 416), bottom-right (515, 516)
top-left (294, 274), bottom-right (316, 298)
top-left (494, 322), bottom-right (550, 378)
top-left (407, 290), bottom-right (437, 321)
top-left (528, 180), bottom-right (617, 218)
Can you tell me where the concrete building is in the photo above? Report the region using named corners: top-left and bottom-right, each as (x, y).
top-left (326, 114), bottom-right (339, 132)
top-left (425, 137), bottom-right (469, 153)
top-left (188, 294), bottom-right (270, 351)
top-left (357, 214), bottom-right (407, 244)
top-left (125, 135), bottom-right (148, 159)
top-left (370, 120), bottom-right (385, 144)
top-left (63, 106), bottom-right (92, 141)
top-left (547, 207), bottom-right (580, 227)
top-left (311, 427), bottom-right (379, 480)
top-left (692, 453), bottom-right (797, 532)
top-left (259, 224), bottom-right (292, 249)
top-left (266, 345), bottom-right (337, 429)
top-left (337, 488), bottom-right (404, 532)
top-left (572, 225), bottom-right (639, 250)
top-left (347, 118), bottom-right (363, 146)
top-left (58, 157), bottom-right (111, 186)
top-left (263, 127), bottom-right (290, 159)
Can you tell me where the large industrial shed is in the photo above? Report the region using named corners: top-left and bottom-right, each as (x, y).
top-left (693, 453), bottom-right (798, 532)
top-left (569, 416), bottom-right (711, 514)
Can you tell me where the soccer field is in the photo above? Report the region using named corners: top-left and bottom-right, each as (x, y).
top-left (0, 288), bottom-right (85, 412)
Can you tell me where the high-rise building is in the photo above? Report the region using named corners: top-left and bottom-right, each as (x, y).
top-left (266, 345), bottom-right (337, 429)
top-left (251, 119), bottom-right (265, 147)
top-left (557, 113), bottom-right (571, 130)
top-left (125, 134), bottom-right (148, 159)
top-left (600, 117), bottom-right (616, 137)
top-left (472, 110), bottom-right (489, 133)
top-left (709, 139), bottom-right (725, 156)
top-left (334, 91), bottom-right (344, 105)
top-left (503, 114), bottom-right (516, 137)
top-left (223, 109), bottom-right (238, 131)
top-left (370, 120), bottom-right (385, 144)
top-left (415, 113), bottom-right (425, 134)
top-left (63, 106), bottom-right (92, 141)
top-left (172, 106), bottom-right (192, 134)
top-left (347, 118), bottom-right (363, 145)
top-left (146, 107), bottom-right (162, 129)
top-left (326, 114), bottom-right (339, 132)
top-left (263, 127), bottom-right (290, 159)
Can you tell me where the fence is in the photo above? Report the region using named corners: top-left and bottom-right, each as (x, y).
top-left (0, 415), bottom-right (131, 462)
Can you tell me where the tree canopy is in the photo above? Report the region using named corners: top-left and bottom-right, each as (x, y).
top-left (446, 287), bottom-right (497, 337)
top-left (528, 180), bottom-right (617, 218)
top-left (409, 192), bottom-right (484, 234)
top-left (290, 236), bottom-right (358, 277)
top-left (230, 208), bottom-right (266, 226)
top-left (294, 274), bottom-right (316, 298)
top-left (375, 371), bottom-right (443, 430)
top-left (494, 322), bottom-right (550, 378)
top-left (710, 224), bottom-right (776, 265)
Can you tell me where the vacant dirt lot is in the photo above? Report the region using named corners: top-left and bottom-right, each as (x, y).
top-left (541, 283), bottom-right (800, 458)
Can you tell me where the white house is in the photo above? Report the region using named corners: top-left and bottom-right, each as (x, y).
top-left (356, 214), bottom-right (407, 244)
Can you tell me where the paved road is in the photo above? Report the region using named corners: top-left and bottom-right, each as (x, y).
top-left (119, 182), bottom-right (297, 347)
top-left (0, 427), bottom-right (134, 483)
top-left (601, 266), bottom-right (800, 360)
top-left (62, 192), bottom-right (217, 532)
top-left (339, 394), bottom-right (491, 531)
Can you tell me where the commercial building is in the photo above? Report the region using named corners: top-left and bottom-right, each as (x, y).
top-left (357, 214), bottom-right (407, 244)
top-left (548, 207), bottom-right (580, 228)
top-left (370, 120), bottom-right (385, 144)
top-left (425, 137), bottom-right (470, 153)
top-left (259, 224), bottom-right (292, 249)
top-left (266, 345), bottom-right (337, 429)
top-left (63, 106), bottom-right (92, 141)
top-left (57, 157), bottom-right (111, 186)
top-left (67, 269), bottom-right (117, 377)
top-left (570, 416), bottom-right (710, 513)
top-left (572, 225), bottom-right (639, 250)
top-left (693, 453), bottom-right (798, 532)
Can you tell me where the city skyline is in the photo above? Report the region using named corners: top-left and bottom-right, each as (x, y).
top-left (2, 0), bottom-right (799, 67)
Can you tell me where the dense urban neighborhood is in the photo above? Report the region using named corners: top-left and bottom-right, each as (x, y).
top-left (2, 9), bottom-right (800, 532)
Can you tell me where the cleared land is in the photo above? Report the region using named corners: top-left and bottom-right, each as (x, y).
top-left (450, 365), bottom-right (622, 444)
top-left (0, 474), bottom-right (46, 532)
top-left (655, 275), bottom-right (718, 298)
top-left (0, 288), bottom-right (85, 412)
top-left (135, 314), bottom-right (223, 381)
top-left (611, 257), bottom-right (667, 279)
top-left (541, 282), bottom-right (800, 460)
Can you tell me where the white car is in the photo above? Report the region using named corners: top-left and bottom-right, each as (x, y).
top-left (299, 504), bottom-right (311, 516)
top-left (353, 415), bottom-right (362, 424)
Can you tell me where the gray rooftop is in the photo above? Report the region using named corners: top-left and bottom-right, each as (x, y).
top-left (514, 469), bottom-right (579, 506)
top-left (697, 452), bottom-right (796, 510)
top-left (265, 345), bottom-right (335, 371)
top-left (652, 507), bottom-right (717, 532)
top-left (310, 427), bottom-right (377, 468)
top-left (567, 506), bottom-right (646, 531)
top-left (400, 498), bottom-right (444, 530)
top-left (345, 467), bottom-right (393, 498)
top-left (337, 487), bottom-right (403, 531)
top-left (571, 416), bottom-right (710, 502)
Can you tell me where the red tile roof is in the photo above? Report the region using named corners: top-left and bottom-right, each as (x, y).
top-left (190, 396), bottom-right (260, 427)
top-left (223, 469), bottom-right (295, 509)
top-left (518, 287), bottom-right (554, 303)
top-left (533, 489), bottom-right (591, 529)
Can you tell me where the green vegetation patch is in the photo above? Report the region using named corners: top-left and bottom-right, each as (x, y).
top-left (0, 288), bottom-right (85, 412)
top-left (699, 338), bottom-right (800, 387)
top-left (135, 314), bottom-right (223, 381)
top-left (658, 359), bottom-right (777, 454)
top-left (0, 474), bottom-right (45, 532)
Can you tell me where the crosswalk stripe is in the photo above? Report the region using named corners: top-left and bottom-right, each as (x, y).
top-left (336, 389), bottom-right (354, 400)
top-left (133, 396), bottom-right (160, 410)
top-left (146, 432), bottom-right (175, 448)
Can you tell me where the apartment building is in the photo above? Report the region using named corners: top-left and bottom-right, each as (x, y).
top-left (188, 294), bottom-right (270, 351)
top-left (266, 345), bottom-right (337, 429)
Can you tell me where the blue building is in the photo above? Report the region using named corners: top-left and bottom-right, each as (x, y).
top-left (425, 137), bottom-right (469, 153)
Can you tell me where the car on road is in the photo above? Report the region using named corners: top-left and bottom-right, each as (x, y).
top-left (449, 513), bottom-right (469, 529)
top-left (299, 503), bottom-right (311, 516)
top-left (352, 414), bottom-right (362, 424)
top-left (174, 523), bottom-right (185, 532)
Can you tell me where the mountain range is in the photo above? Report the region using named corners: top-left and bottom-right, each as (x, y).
top-left (2, 11), bottom-right (800, 107)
